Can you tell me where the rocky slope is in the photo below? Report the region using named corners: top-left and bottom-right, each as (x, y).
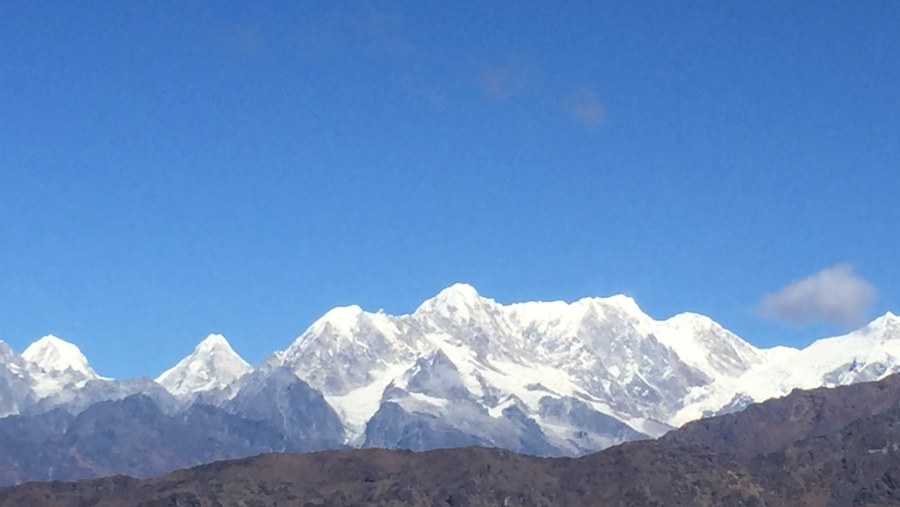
top-left (6, 374), bottom-right (900, 506)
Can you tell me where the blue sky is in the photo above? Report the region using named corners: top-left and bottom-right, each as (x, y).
top-left (1, 1), bottom-right (898, 379)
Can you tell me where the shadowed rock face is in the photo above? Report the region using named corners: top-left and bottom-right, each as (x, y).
top-left (225, 367), bottom-right (346, 449)
top-left (362, 401), bottom-right (489, 451)
top-left (6, 374), bottom-right (900, 506)
top-left (0, 391), bottom-right (346, 486)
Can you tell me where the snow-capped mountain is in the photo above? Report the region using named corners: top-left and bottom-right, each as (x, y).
top-left (2, 284), bottom-right (900, 464)
top-left (673, 311), bottom-right (900, 425)
top-left (22, 335), bottom-right (100, 398)
top-left (22, 335), bottom-right (96, 378)
top-left (155, 334), bottom-right (251, 398)
top-left (0, 335), bottom-right (179, 418)
top-left (267, 283), bottom-right (771, 453)
top-left (262, 284), bottom-right (900, 455)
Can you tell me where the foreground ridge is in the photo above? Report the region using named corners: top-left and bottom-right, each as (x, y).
top-left (5, 374), bottom-right (900, 506)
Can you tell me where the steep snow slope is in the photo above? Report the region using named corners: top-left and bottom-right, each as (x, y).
top-left (22, 335), bottom-right (100, 398)
top-left (22, 335), bottom-right (96, 378)
top-left (156, 334), bottom-right (251, 398)
top-left (269, 283), bottom-right (765, 452)
top-left (673, 312), bottom-right (900, 425)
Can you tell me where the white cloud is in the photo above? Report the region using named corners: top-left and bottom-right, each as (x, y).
top-left (758, 264), bottom-right (877, 326)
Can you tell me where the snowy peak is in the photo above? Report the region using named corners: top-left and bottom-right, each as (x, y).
top-left (308, 305), bottom-right (365, 336)
top-left (22, 335), bottom-right (97, 379)
top-left (193, 333), bottom-right (239, 355)
top-left (155, 334), bottom-right (251, 398)
top-left (587, 294), bottom-right (645, 316)
top-left (655, 313), bottom-right (763, 380)
top-left (415, 283), bottom-right (487, 315)
top-left (866, 311), bottom-right (900, 333)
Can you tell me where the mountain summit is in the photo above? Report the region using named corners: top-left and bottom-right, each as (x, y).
top-left (155, 334), bottom-right (251, 398)
top-left (22, 335), bottom-right (96, 378)
top-left (21, 335), bottom-right (100, 398)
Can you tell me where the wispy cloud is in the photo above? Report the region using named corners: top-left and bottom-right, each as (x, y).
top-left (476, 60), bottom-right (538, 102)
top-left (564, 88), bottom-right (603, 126)
top-left (758, 264), bottom-right (877, 326)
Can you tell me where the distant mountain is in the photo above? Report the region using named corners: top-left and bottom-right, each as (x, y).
top-left (21, 335), bottom-right (99, 399)
top-left (1, 283), bottom-right (900, 484)
top-left (267, 284), bottom-right (768, 453)
top-left (155, 334), bottom-right (251, 398)
top-left (0, 392), bottom-right (345, 485)
top-left (673, 311), bottom-right (900, 425)
top-left (0, 343), bottom-right (31, 418)
top-left (22, 335), bottom-right (96, 378)
top-left (7, 373), bottom-right (900, 506)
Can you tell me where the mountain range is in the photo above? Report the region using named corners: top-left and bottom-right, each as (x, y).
top-left (1, 283), bottom-right (898, 484)
top-left (6, 372), bottom-right (900, 506)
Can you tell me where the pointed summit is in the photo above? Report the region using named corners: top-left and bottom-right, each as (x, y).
top-left (22, 335), bottom-right (97, 379)
top-left (194, 333), bottom-right (235, 353)
top-left (864, 311), bottom-right (900, 335)
top-left (155, 334), bottom-right (251, 398)
top-left (878, 310), bottom-right (897, 322)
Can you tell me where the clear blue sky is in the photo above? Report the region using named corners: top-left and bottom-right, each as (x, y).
top-left (1, 1), bottom-right (898, 379)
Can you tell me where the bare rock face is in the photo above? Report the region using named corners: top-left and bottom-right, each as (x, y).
top-left (225, 367), bottom-right (346, 450)
top-left (0, 390), bottom-right (346, 485)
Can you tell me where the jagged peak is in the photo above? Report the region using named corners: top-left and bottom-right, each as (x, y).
top-left (22, 334), bottom-right (97, 378)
